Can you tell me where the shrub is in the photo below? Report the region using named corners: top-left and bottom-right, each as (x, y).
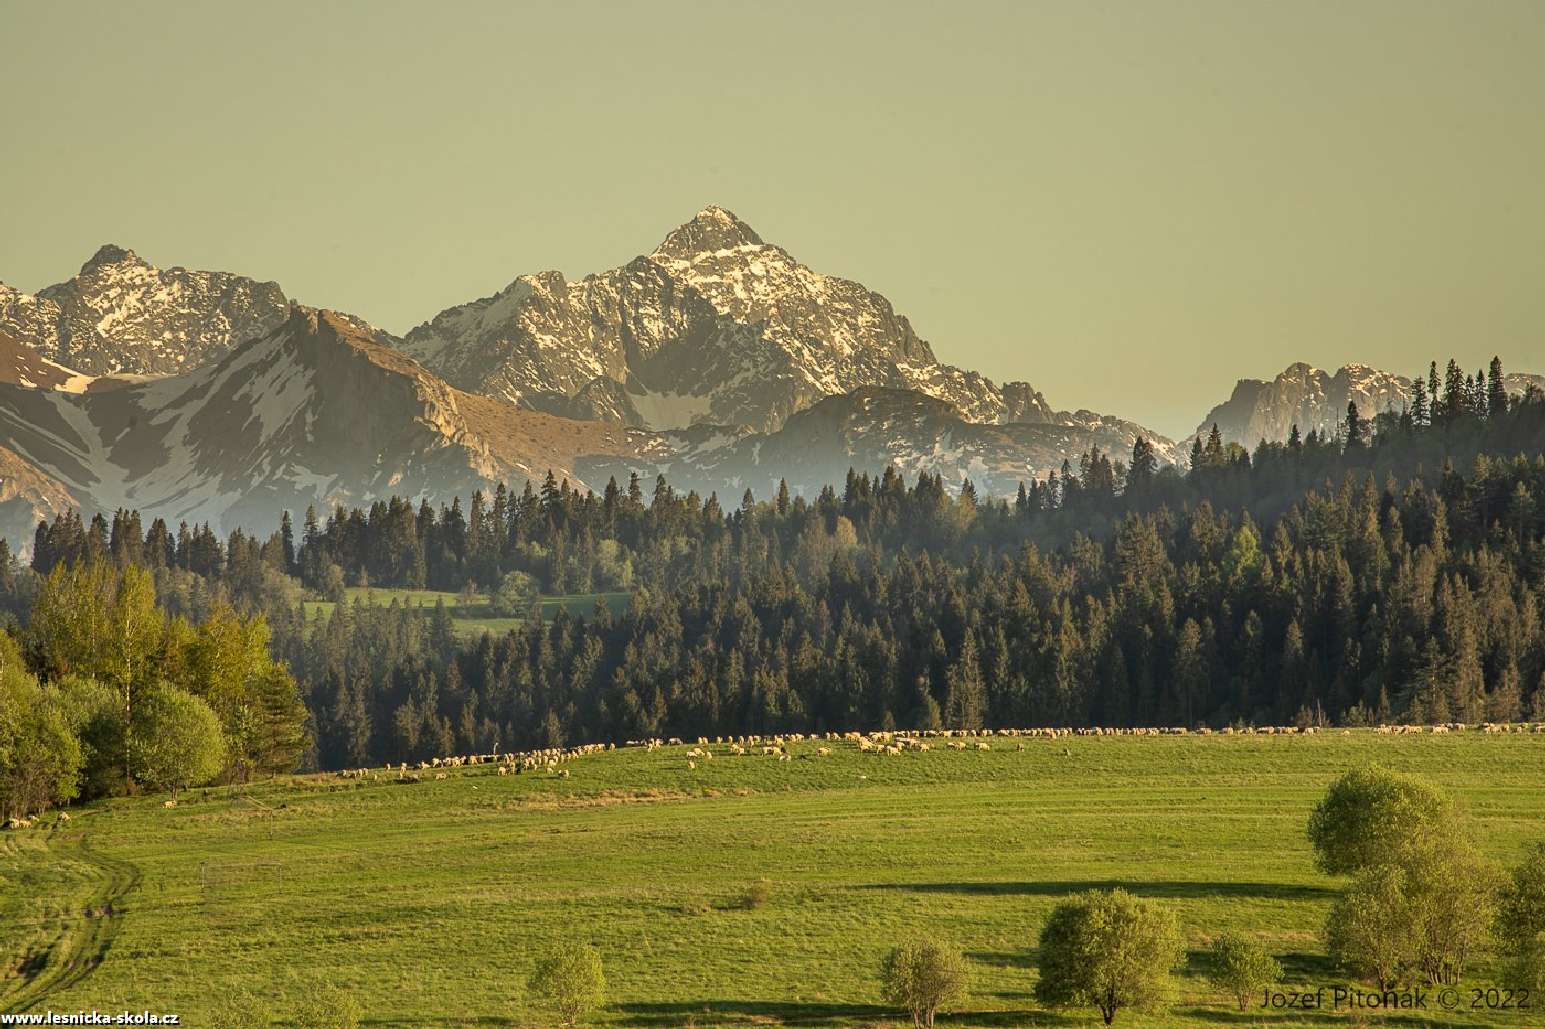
top-left (1326, 864), bottom-right (1414, 989)
top-left (1205, 931), bottom-right (1281, 1010)
top-left (54, 674), bottom-right (126, 800)
top-left (880, 936), bottom-right (967, 1029)
top-left (1325, 834), bottom-right (1498, 987)
top-left (740, 879), bottom-right (773, 910)
top-left (1402, 834), bottom-right (1499, 983)
top-left (132, 686), bottom-right (226, 797)
top-left (529, 942), bottom-right (605, 1026)
top-left (1495, 841), bottom-right (1545, 989)
top-left (1307, 765), bottom-right (1452, 876)
top-left (0, 653), bottom-right (84, 820)
top-left (209, 987), bottom-right (276, 1027)
top-left (1035, 888), bottom-right (1183, 1024)
top-left (292, 983), bottom-right (361, 1029)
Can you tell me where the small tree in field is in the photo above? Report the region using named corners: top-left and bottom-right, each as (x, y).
top-left (880, 936), bottom-right (968, 1028)
top-left (1307, 765), bottom-right (1452, 875)
top-left (529, 942), bottom-right (605, 1026)
top-left (1205, 931), bottom-right (1282, 1010)
top-left (1326, 862), bottom-right (1415, 989)
top-left (1312, 768), bottom-right (1499, 987)
top-left (1496, 841), bottom-right (1545, 990)
top-left (488, 570), bottom-right (539, 618)
top-left (133, 686), bottom-right (225, 797)
top-left (1035, 888), bottom-right (1183, 1025)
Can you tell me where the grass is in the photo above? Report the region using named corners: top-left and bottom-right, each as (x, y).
top-left (2, 731), bottom-right (1544, 1026)
top-left (300, 586), bottom-right (630, 637)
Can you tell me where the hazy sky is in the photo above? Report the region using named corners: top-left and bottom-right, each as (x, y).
top-left (4, 1), bottom-right (1542, 437)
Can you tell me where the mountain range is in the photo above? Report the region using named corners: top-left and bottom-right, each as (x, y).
top-left (0, 206), bottom-right (1529, 548)
top-left (1194, 362), bottom-right (1545, 446)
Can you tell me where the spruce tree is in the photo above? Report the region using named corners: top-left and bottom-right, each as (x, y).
top-left (1344, 401), bottom-right (1364, 448)
top-left (1488, 356), bottom-right (1508, 418)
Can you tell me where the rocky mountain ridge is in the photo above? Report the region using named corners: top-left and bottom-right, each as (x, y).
top-left (0, 245), bottom-right (292, 375)
top-left (400, 206), bottom-right (1071, 434)
top-left (1197, 361), bottom-right (1545, 446)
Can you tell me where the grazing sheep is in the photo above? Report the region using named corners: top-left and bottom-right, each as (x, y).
top-left (498, 766), bottom-right (509, 776)
top-left (163, 800), bottom-right (176, 809)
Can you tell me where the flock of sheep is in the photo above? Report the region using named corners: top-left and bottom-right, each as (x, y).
top-left (315, 721), bottom-right (1545, 789)
top-left (333, 742), bottom-right (613, 783)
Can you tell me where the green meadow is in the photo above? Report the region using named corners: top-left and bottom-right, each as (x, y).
top-left (3, 731), bottom-right (1544, 1027)
top-left (300, 587), bottom-right (631, 638)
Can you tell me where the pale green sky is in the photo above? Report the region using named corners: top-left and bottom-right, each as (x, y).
top-left (3, 1), bottom-right (1542, 436)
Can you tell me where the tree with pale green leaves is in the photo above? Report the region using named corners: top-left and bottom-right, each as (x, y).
top-left (1307, 765), bottom-right (1453, 876)
top-left (0, 635), bottom-right (83, 820)
top-left (528, 942), bottom-right (605, 1026)
top-left (133, 686), bottom-right (225, 797)
top-left (1205, 932), bottom-right (1281, 1010)
top-left (1497, 842), bottom-right (1545, 991)
top-left (880, 936), bottom-right (968, 1028)
top-left (489, 569), bottom-right (539, 618)
top-left (1035, 888), bottom-right (1183, 1025)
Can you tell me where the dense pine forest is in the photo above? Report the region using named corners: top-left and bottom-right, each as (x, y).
top-left (8, 358), bottom-right (1545, 773)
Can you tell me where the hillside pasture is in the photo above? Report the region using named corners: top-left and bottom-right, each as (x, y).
top-left (2, 730), bottom-right (1543, 1026)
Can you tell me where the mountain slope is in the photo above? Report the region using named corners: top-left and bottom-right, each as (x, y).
top-left (401, 206), bottom-right (1069, 434)
top-left (0, 444), bottom-right (77, 549)
top-left (0, 308), bottom-right (648, 538)
top-left (1196, 362), bottom-right (1545, 446)
top-left (0, 245), bottom-right (291, 376)
top-left (578, 387), bottom-right (1178, 502)
top-left (0, 328), bottom-right (92, 392)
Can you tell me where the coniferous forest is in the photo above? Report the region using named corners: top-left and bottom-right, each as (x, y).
top-left (9, 360), bottom-right (1545, 773)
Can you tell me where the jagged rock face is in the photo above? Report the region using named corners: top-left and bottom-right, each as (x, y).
top-left (0, 308), bottom-right (647, 539)
top-left (0, 286), bottom-right (64, 359)
top-left (402, 206), bottom-right (1058, 433)
top-left (0, 245), bottom-right (292, 376)
top-left (578, 386), bottom-right (1179, 503)
top-left (1194, 362), bottom-right (1545, 449)
top-left (0, 444), bottom-right (77, 550)
top-left (1195, 363), bottom-right (1412, 445)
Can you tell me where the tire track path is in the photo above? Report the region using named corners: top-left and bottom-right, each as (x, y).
top-left (4, 826), bottom-right (140, 1013)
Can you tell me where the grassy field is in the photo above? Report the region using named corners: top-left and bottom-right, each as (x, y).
top-left (300, 587), bottom-right (631, 638)
top-left (3, 731), bottom-right (1545, 1027)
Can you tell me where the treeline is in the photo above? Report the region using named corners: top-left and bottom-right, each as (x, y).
top-left (9, 357), bottom-right (1545, 771)
top-left (0, 564), bottom-right (306, 820)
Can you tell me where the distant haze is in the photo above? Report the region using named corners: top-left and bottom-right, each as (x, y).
top-left (3, 0), bottom-right (1542, 437)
